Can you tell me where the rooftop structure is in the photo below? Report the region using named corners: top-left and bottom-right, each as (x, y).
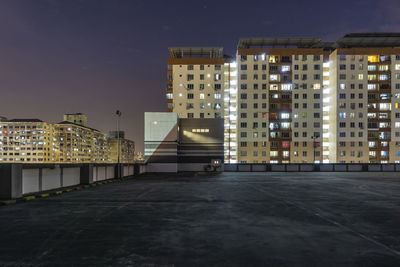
top-left (168, 47), bottom-right (224, 58)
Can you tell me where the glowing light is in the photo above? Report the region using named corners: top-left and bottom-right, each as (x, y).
top-left (323, 61), bottom-right (331, 67)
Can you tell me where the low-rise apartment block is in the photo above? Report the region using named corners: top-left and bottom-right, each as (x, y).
top-left (0, 114), bottom-right (134, 163)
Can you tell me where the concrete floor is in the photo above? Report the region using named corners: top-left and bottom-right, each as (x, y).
top-left (0, 172), bottom-right (400, 266)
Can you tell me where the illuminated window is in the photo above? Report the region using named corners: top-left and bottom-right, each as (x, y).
top-left (214, 94), bottom-right (221, 99)
top-left (281, 122), bottom-right (290, 129)
top-left (358, 74), bottom-right (363, 80)
top-left (368, 65), bottom-right (376, 71)
top-left (368, 55), bottom-right (379, 63)
top-left (281, 65), bottom-right (290, 72)
top-left (270, 84), bottom-right (278, 90)
top-left (313, 83), bottom-right (321, 90)
top-left (379, 75), bottom-right (389, 81)
top-left (368, 84), bottom-right (376, 90)
top-left (396, 64), bottom-right (400, 70)
top-left (199, 93), bottom-right (205, 99)
top-left (379, 103), bottom-right (391, 111)
top-left (340, 84), bottom-right (346, 90)
top-left (269, 75), bottom-right (278, 81)
top-left (192, 129), bottom-right (210, 133)
top-left (261, 54), bottom-right (266, 61)
top-left (281, 113), bottom-right (290, 119)
top-left (379, 65), bottom-right (389, 71)
top-left (270, 151), bottom-right (278, 157)
top-left (269, 56), bottom-right (278, 63)
top-left (368, 75), bottom-right (376, 81)
top-left (281, 84), bottom-right (292, 91)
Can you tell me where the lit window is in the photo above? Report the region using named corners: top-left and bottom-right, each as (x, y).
top-left (192, 129), bottom-right (209, 133)
top-left (379, 65), bottom-right (389, 71)
top-left (313, 83), bottom-right (321, 90)
top-left (214, 94), bottom-right (221, 99)
top-left (270, 84), bottom-right (278, 90)
top-left (281, 65), bottom-right (290, 72)
top-left (396, 64), bottom-right (400, 70)
top-left (368, 55), bottom-right (379, 63)
top-left (379, 75), bottom-right (389, 81)
top-left (281, 113), bottom-right (290, 119)
top-left (269, 75), bottom-right (278, 81)
top-left (379, 103), bottom-right (391, 111)
top-left (270, 151), bottom-right (278, 157)
top-left (261, 54), bottom-right (266, 61)
top-left (358, 74), bottom-right (363, 80)
top-left (281, 84), bottom-right (292, 91)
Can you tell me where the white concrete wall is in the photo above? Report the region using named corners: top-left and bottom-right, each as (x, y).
top-left (93, 166), bottom-right (98, 181)
top-left (22, 169), bottom-right (40, 194)
top-left (106, 166), bottom-right (114, 179)
top-left (63, 168), bottom-right (80, 187)
top-left (129, 165), bottom-right (134, 175)
top-left (97, 166), bottom-right (106, 180)
top-left (42, 168), bottom-right (61, 191)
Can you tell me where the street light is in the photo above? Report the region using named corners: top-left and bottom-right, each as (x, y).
top-left (116, 110), bottom-right (121, 178)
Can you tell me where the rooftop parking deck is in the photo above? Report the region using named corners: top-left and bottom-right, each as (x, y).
top-left (0, 172), bottom-right (399, 266)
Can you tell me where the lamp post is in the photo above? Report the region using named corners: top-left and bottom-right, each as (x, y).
top-left (116, 110), bottom-right (121, 178)
top-left (311, 135), bottom-right (318, 163)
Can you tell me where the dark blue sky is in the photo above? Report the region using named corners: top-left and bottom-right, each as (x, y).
top-left (1, 0), bottom-right (399, 152)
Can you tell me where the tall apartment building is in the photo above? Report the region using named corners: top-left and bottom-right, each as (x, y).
top-left (326, 33), bottom-right (400, 163)
top-left (167, 47), bottom-right (238, 162)
top-left (167, 33), bottom-right (400, 164)
top-left (236, 38), bottom-right (325, 163)
top-left (167, 47), bottom-right (228, 119)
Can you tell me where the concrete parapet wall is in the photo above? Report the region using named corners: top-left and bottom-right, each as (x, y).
top-left (299, 165), bottom-right (313, 172)
top-left (271, 164), bottom-right (286, 171)
top-left (319, 164), bottom-right (333, 171)
top-left (286, 165), bottom-right (299, 172)
top-left (224, 163), bottom-right (400, 172)
top-left (0, 163), bottom-right (139, 200)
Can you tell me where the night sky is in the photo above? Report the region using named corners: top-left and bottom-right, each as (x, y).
top-left (1, 0), bottom-right (399, 152)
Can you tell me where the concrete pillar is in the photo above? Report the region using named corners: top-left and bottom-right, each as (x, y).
top-left (0, 164), bottom-right (23, 199)
top-left (80, 164), bottom-right (93, 184)
top-left (114, 164), bottom-right (122, 178)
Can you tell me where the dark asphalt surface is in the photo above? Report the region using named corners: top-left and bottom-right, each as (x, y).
top-left (0, 172), bottom-right (400, 266)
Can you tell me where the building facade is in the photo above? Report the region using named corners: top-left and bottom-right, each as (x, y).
top-left (0, 114), bottom-right (134, 163)
top-left (167, 33), bottom-right (400, 163)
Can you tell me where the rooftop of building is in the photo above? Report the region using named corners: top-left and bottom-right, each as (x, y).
top-left (168, 47), bottom-right (224, 58)
top-left (237, 37), bottom-right (324, 49)
top-left (337, 33), bottom-right (400, 48)
top-left (237, 33), bottom-right (400, 50)
top-left (64, 113), bottom-right (86, 116)
top-left (56, 121), bottom-right (100, 132)
top-left (6, 119), bottom-right (43, 123)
